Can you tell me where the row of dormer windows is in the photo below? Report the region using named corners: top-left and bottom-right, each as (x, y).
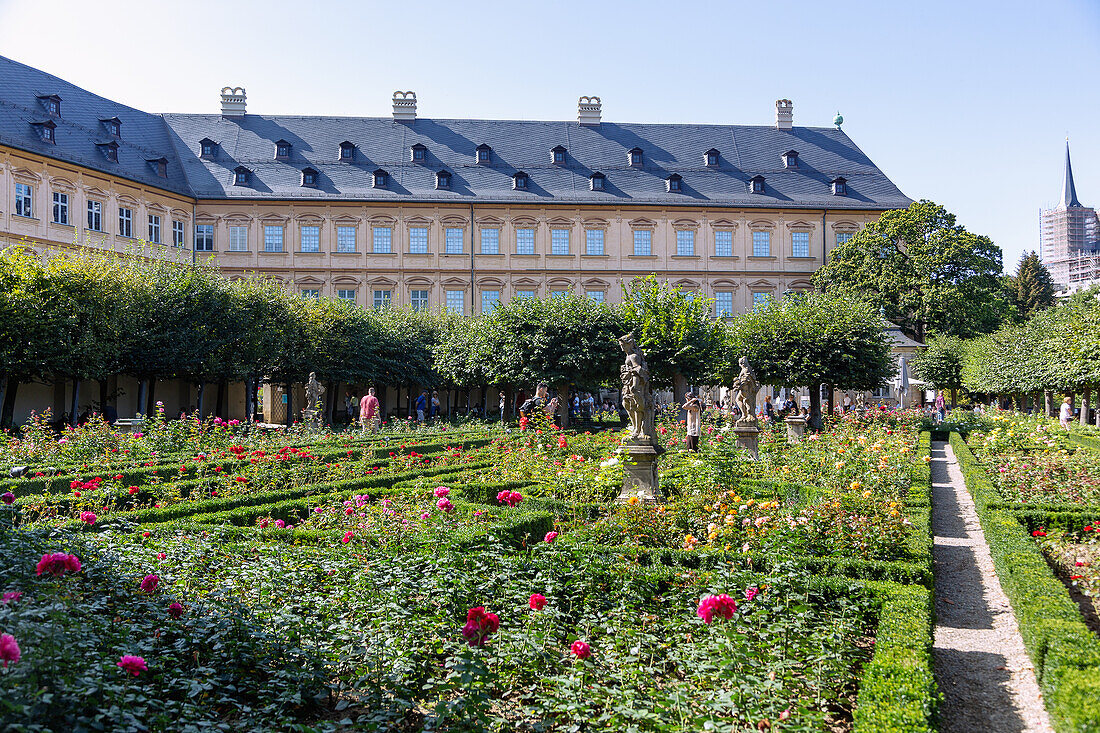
top-left (199, 137), bottom-right (817, 174)
top-left (229, 164), bottom-right (847, 196)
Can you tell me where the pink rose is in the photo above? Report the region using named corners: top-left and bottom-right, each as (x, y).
top-left (117, 655), bottom-right (147, 676)
top-left (697, 594), bottom-right (738, 624)
top-left (433, 486), bottom-right (450, 498)
top-left (80, 511), bottom-right (97, 525)
top-left (744, 586), bottom-right (759, 602)
top-left (140, 574), bottom-right (159, 593)
top-left (461, 606), bottom-right (500, 647)
top-left (437, 498), bottom-right (454, 513)
top-left (529, 593), bottom-right (548, 611)
top-left (570, 640), bottom-right (591, 659)
top-left (274, 519), bottom-right (286, 529)
top-left (36, 552), bottom-right (81, 577)
top-left (0, 633), bottom-right (20, 668)
top-left (544, 531), bottom-right (559, 544)
top-left (1, 492), bottom-right (14, 505)
top-left (2, 591), bottom-right (22, 605)
top-left (168, 602), bottom-right (184, 619)
top-left (342, 531), bottom-right (354, 544)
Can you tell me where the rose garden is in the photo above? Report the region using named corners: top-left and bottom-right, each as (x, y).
top-left (2, 205), bottom-right (1100, 732)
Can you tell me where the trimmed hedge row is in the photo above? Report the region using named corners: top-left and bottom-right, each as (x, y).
top-left (55, 462), bottom-right (492, 531)
top-left (951, 432), bottom-right (1100, 732)
top-left (1067, 432), bottom-right (1100, 454)
top-left (852, 581), bottom-right (937, 733)
top-left (4, 436), bottom-right (491, 500)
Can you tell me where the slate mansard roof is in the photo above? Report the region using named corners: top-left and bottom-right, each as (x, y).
top-left (0, 55), bottom-right (911, 210)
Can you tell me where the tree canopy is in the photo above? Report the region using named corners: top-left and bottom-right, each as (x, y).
top-left (813, 200), bottom-right (1011, 341)
top-left (1007, 251), bottom-right (1056, 319)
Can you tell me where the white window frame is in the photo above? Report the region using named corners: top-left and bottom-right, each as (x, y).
top-left (409, 226), bottom-right (428, 254)
top-left (370, 226), bottom-right (390, 254)
top-left (194, 223), bottom-right (214, 251)
top-left (300, 289), bottom-right (320, 299)
top-left (445, 227), bottom-right (464, 254)
top-left (836, 232), bottom-right (854, 245)
top-left (228, 226), bottom-right (248, 252)
top-left (586, 290), bottom-right (605, 302)
top-left (480, 227), bottom-right (500, 254)
top-left (752, 291), bottom-right (771, 308)
top-left (675, 229), bottom-right (695, 256)
top-left (445, 289), bottom-right (464, 314)
top-left (516, 228), bottom-right (535, 255)
top-left (172, 220), bottom-right (185, 247)
top-left (791, 231), bottom-right (810, 258)
top-left (632, 229), bottom-right (652, 256)
top-left (410, 289), bottom-right (429, 311)
top-left (52, 191), bottom-right (69, 225)
top-left (715, 291), bottom-right (734, 317)
top-left (551, 228), bottom-right (570, 255)
top-left (118, 207), bottom-right (132, 238)
top-left (338, 226), bottom-right (359, 253)
top-left (14, 183), bottom-right (33, 218)
top-left (300, 225), bottom-right (321, 253)
top-left (148, 214), bottom-right (161, 244)
top-left (516, 289), bottom-right (536, 300)
top-left (714, 230), bottom-right (733, 257)
top-left (585, 229), bottom-right (604, 256)
top-left (264, 225), bottom-right (284, 252)
top-left (481, 290), bottom-right (500, 313)
top-left (86, 200), bottom-right (102, 231)
top-left (337, 289), bottom-right (356, 302)
top-left (372, 289), bottom-right (392, 309)
top-left (752, 230), bottom-right (771, 257)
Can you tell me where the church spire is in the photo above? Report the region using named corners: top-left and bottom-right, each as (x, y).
top-left (1062, 138), bottom-right (1081, 208)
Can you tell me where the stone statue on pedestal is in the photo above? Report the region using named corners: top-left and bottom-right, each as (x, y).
top-left (729, 357), bottom-right (762, 459)
top-left (619, 333), bottom-right (657, 445)
top-left (616, 333), bottom-right (663, 502)
top-left (303, 372), bottom-right (325, 430)
top-left (730, 356), bottom-right (761, 426)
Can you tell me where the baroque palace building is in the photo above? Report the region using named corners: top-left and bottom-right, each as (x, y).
top-left (0, 54), bottom-right (911, 318)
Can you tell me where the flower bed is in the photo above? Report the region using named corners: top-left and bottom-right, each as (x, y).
top-left (0, 418), bottom-right (938, 732)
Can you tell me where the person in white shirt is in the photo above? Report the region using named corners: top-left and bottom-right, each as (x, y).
top-left (1059, 397), bottom-right (1073, 431)
top-left (683, 391), bottom-right (702, 451)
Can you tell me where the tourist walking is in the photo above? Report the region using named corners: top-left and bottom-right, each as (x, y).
top-left (519, 383), bottom-right (550, 420)
top-left (360, 388), bottom-right (379, 432)
top-left (684, 391), bottom-right (702, 452)
top-left (415, 390), bottom-right (429, 423)
top-left (935, 391), bottom-right (946, 423)
top-left (1059, 396), bottom-right (1073, 431)
top-left (431, 391), bottom-right (441, 420)
top-left (498, 391), bottom-right (507, 422)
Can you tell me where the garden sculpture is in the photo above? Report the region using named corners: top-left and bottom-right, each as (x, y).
top-left (731, 357), bottom-right (761, 426)
top-left (304, 372), bottom-right (325, 429)
top-left (618, 333), bottom-right (657, 445)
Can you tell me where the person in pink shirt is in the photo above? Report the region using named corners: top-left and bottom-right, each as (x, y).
top-left (360, 387), bottom-right (380, 432)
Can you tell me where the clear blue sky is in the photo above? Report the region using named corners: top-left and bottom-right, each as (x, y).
top-left (2, 0), bottom-right (1097, 272)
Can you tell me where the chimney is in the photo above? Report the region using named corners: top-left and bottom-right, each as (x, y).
top-left (220, 87), bottom-right (246, 117)
top-left (775, 99), bottom-right (793, 130)
top-left (392, 91), bottom-right (417, 122)
top-left (578, 96), bottom-right (601, 125)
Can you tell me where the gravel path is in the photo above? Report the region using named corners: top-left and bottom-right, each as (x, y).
top-left (931, 440), bottom-right (1054, 733)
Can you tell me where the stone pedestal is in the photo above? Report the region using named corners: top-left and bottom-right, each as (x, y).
top-left (733, 424), bottom-right (761, 459)
top-left (617, 442), bottom-right (663, 503)
top-left (785, 416), bottom-right (806, 444)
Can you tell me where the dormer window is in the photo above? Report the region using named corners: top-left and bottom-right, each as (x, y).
top-left (782, 150), bottom-right (799, 168)
top-left (100, 117), bottom-right (121, 137)
top-left (339, 141), bottom-right (355, 161)
top-left (32, 120), bottom-right (57, 143)
top-left (831, 176), bottom-right (848, 196)
top-left (475, 144), bottom-right (491, 164)
top-left (147, 157), bottom-right (168, 178)
top-left (233, 166), bottom-right (251, 186)
top-left (749, 175), bottom-right (765, 194)
top-left (37, 94), bottom-right (61, 117)
top-left (513, 171), bottom-right (529, 190)
top-left (97, 141), bottom-right (119, 162)
top-left (301, 167), bottom-right (318, 187)
top-left (436, 170), bottom-right (452, 189)
top-left (551, 145), bottom-right (566, 164)
top-left (705, 149), bottom-right (720, 167)
top-left (628, 147), bottom-right (643, 166)
top-left (372, 169), bottom-right (388, 188)
top-left (411, 143), bottom-right (427, 163)
top-left (666, 174), bottom-right (683, 193)
top-left (199, 138), bottom-right (216, 158)
top-left (275, 140), bottom-right (291, 160)
top-left (590, 172), bottom-right (606, 191)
